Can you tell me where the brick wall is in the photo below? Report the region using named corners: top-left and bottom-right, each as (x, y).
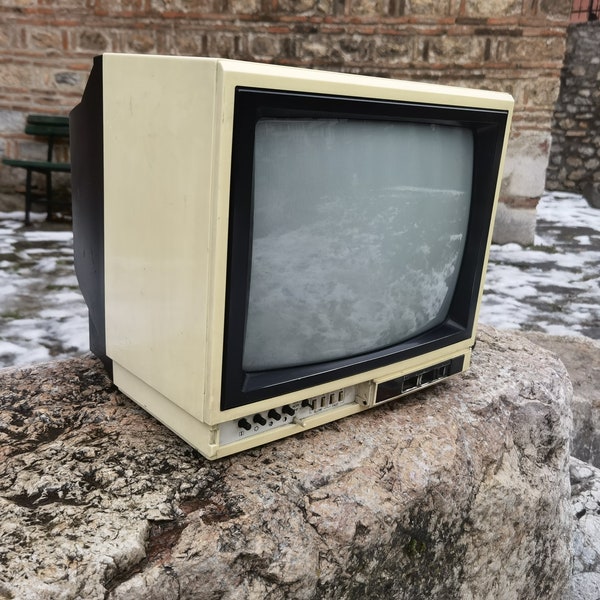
top-left (570, 0), bottom-right (600, 22)
top-left (0, 0), bottom-right (570, 213)
top-left (546, 21), bottom-right (600, 208)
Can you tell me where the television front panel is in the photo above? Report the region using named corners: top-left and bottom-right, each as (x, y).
top-left (70, 54), bottom-right (513, 459)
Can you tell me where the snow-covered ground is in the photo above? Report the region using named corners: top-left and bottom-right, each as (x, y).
top-left (0, 212), bottom-right (88, 368)
top-left (480, 192), bottom-right (600, 339)
top-left (0, 191), bottom-right (598, 369)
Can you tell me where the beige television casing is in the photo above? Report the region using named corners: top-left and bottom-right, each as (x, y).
top-left (75, 53), bottom-right (513, 459)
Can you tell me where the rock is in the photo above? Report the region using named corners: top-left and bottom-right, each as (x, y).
top-left (0, 326), bottom-right (572, 599)
top-left (571, 456), bottom-right (600, 600)
top-left (521, 332), bottom-right (600, 468)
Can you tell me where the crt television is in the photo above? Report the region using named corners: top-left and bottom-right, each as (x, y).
top-left (70, 53), bottom-right (513, 460)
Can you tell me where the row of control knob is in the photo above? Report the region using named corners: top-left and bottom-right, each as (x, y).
top-left (237, 405), bottom-right (296, 431)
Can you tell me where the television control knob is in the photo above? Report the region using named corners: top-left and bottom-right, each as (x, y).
top-left (253, 414), bottom-right (266, 426)
top-left (282, 405), bottom-right (295, 416)
top-left (238, 418), bottom-right (252, 431)
top-left (268, 409), bottom-right (281, 421)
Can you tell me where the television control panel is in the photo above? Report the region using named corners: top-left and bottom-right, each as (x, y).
top-left (372, 356), bottom-right (465, 405)
top-left (219, 387), bottom-right (357, 446)
top-left (218, 354), bottom-right (465, 448)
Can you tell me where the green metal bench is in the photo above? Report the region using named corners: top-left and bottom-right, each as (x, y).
top-left (2, 114), bottom-right (71, 225)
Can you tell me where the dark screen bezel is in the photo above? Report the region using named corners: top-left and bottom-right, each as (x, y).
top-left (221, 87), bottom-right (508, 411)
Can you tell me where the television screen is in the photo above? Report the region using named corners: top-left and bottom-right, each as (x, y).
top-left (70, 54), bottom-right (513, 459)
top-left (244, 118), bottom-right (473, 371)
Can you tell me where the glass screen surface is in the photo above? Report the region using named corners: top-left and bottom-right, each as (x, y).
top-left (242, 118), bottom-right (474, 372)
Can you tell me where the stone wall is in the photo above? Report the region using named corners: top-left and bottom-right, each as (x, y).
top-left (546, 21), bottom-right (600, 208)
top-left (0, 0), bottom-right (569, 232)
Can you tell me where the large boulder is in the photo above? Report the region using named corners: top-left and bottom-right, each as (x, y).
top-left (523, 332), bottom-right (600, 468)
top-left (0, 326), bottom-right (572, 599)
top-left (571, 457), bottom-right (600, 599)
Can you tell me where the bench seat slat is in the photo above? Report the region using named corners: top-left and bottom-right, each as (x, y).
top-left (2, 158), bottom-right (71, 172)
top-left (27, 114), bottom-right (70, 127)
top-left (25, 123), bottom-right (69, 138)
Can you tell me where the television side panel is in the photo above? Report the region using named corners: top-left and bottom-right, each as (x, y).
top-left (102, 54), bottom-right (220, 422)
top-left (70, 57), bottom-right (109, 372)
top-left (470, 112), bottom-right (513, 334)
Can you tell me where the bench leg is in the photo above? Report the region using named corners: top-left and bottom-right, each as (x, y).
top-left (46, 171), bottom-right (53, 221)
top-left (24, 168), bottom-right (33, 226)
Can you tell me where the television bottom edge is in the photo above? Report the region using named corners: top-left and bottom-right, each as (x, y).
top-left (109, 349), bottom-right (471, 460)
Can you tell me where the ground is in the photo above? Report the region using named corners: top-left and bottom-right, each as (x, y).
top-left (0, 190), bottom-right (598, 369)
